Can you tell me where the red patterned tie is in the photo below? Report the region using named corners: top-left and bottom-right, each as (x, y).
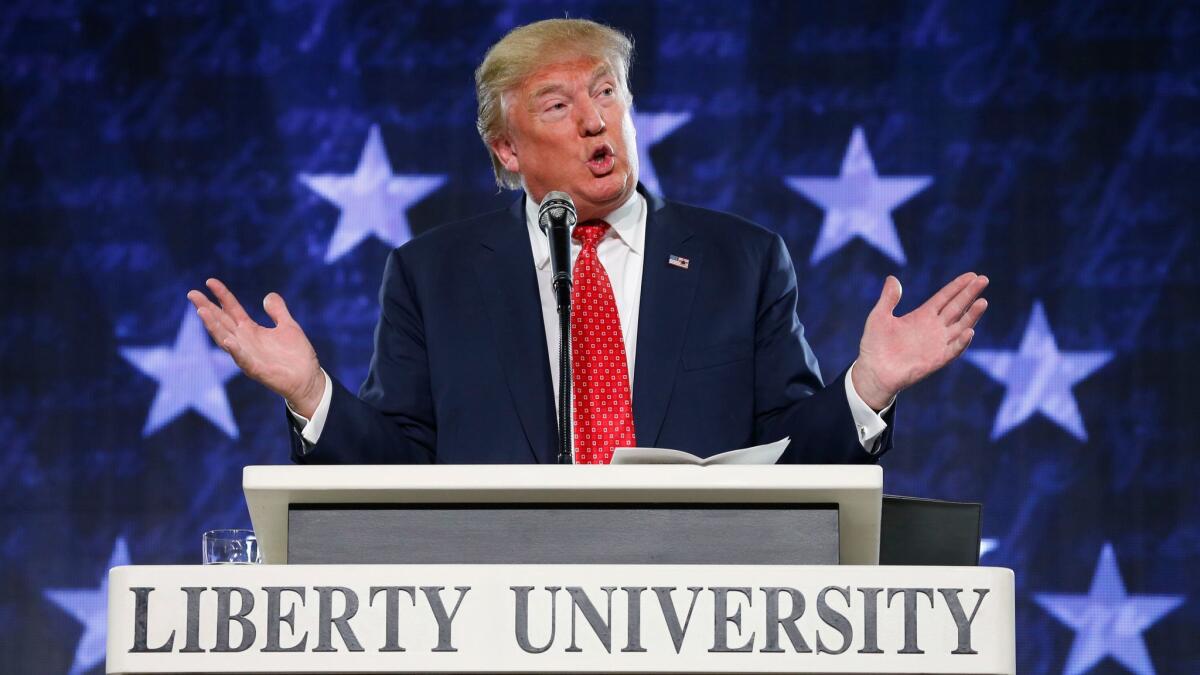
top-left (571, 220), bottom-right (636, 464)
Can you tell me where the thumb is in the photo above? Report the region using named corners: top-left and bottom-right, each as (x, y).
top-left (263, 292), bottom-right (295, 327)
top-left (872, 275), bottom-right (902, 317)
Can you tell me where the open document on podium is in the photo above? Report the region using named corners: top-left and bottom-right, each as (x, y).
top-left (611, 437), bottom-right (790, 465)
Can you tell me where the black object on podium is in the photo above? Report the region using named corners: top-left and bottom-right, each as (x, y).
top-left (879, 495), bottom-right (982, 566)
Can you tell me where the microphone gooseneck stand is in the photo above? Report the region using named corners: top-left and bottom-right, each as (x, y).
top-left (538, 191), bottom-right (576, 465)
top-left (554, 283), bottom-right (572, 464)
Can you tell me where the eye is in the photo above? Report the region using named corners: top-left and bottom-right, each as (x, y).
top-left (600, 86), bottom-right (615, 97)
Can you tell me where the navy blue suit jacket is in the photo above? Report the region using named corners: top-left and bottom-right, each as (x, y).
top-left (290, 187), bottom-right (893, 464)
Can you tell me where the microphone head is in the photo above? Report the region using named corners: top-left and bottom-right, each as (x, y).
top-left (538, 191), bottom-right (576, 232)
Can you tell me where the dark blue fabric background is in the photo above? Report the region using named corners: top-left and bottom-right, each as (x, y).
top-left (2, 1), bottom-right (1197, 672)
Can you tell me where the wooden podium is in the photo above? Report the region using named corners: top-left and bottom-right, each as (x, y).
top-left (106, 465), bottom-right (1015, 673)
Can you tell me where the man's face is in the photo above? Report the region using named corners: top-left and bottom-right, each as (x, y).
top-left (491, 56), bottom-right (639, 222)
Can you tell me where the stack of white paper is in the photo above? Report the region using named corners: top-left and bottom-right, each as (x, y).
top-left (610, 437), bottom-right (790, 465)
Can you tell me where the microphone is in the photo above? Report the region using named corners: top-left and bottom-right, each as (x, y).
top-left (538, 191), bottom-right (576, 310)
top-left (537, 191), bottom-right (576, 465)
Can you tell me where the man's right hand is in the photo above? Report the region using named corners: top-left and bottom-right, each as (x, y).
top-left (187, 279), bottom-right (326, 418)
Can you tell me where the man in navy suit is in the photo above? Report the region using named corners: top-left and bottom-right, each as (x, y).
top-left (187, 19), bottom-right (988, 465)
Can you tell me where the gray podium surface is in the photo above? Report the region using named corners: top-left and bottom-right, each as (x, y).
top-left (288, 503), bottom-right (840, 564)
top-left (244, 465), bottom-right (885, 565)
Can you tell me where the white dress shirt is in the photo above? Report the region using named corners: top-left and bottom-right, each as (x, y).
top-left (527, 189), bottom-right (645, 400)
top-left (293, 191), bottom-right (892, 452)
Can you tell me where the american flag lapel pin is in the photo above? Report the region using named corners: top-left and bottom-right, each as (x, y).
top-left (668, 254), bottom-right (690, 270)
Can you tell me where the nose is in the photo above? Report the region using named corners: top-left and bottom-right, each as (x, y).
top-left (577, 99), bottom-right (606, 136)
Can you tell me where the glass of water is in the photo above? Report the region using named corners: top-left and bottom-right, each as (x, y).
top-left (202, 529), bottom-right (262, 564)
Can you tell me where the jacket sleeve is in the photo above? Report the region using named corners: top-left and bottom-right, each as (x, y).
top-left (752, 233), bottom-right (895, 464)
top-left (289, 248), bottom-right (436, 464)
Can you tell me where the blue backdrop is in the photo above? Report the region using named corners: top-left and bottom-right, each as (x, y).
top-left (2, 1), bottom-right (1197, 672)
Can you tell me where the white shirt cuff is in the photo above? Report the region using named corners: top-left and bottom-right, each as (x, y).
top-left (844, 362), bottom-right (894, 454)
top-left (286, 369), bottom-right (333, 447)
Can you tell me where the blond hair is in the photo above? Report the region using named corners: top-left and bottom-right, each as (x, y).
top-left (475, 19), bottom-right (634, 189)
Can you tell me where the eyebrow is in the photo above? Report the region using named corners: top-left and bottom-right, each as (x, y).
top-left (529, 63), bottom-right (615, 101)
top-left (588, 63), bottom-right (614, 88)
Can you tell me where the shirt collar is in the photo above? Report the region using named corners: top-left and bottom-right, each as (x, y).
top-left (526, 190), bottom-right (645, 270)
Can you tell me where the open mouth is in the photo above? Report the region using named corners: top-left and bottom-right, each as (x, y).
top-left (586, 145), bottom-right (616, 175)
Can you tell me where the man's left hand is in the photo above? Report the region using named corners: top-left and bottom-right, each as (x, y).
top-left (852, 273), bottom-right (989, 410)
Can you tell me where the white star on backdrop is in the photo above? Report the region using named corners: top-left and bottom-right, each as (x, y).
top-left (980, 538), bottom-right (999, 558)
top-left (44, 538), bottom-right (131, 675)
top-left (632, 111), bottom-right (691, 195)
top-left (785, 126), bottom-right (932, 265)
top-left (300, 124), bottom-right (447, 263)
top-left (965, 301), bottom-right (1112, 441)
top-left (120, 309), bottom-right (241, 438)
top-left (1035, 543), bottom-right (1183, 675)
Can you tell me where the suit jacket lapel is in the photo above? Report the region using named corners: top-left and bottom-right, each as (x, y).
top-left (633, 191), bottom-right (701, 447)
top-left (474, 198), bottom-right (556, 463)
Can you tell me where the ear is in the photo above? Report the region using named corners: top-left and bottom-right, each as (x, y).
top-left (490, 135), bottom-right (520, 174)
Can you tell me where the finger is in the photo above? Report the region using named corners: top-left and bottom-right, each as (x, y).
top-left (186, 289), bottom-right (219, 313)
top-left (950, 297), bottom-right (988, 333)
top-left (194, 306), bottom-right (234, 346)
top-left (189, 289), bottom-right (239, 336)
top-left (198, 297), bottom-right (238, 336)
top-left (949, 328), bottom-right (975, 357)
top-left (940, 274), bottom-right (989, 325)
top-left (926, 272), bottom-right (977, 315)
top-left (205, 278), bottom-right (253, 325)
top-left (262, 292), bottom-right (296, 328)
top-left (196, 310), bottom-right (248, 363)
top-left (870, 276), bottom-right (903, 317)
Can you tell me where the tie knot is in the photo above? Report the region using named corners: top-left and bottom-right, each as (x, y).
top-left (572, 220), bottom-right (610, 248)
